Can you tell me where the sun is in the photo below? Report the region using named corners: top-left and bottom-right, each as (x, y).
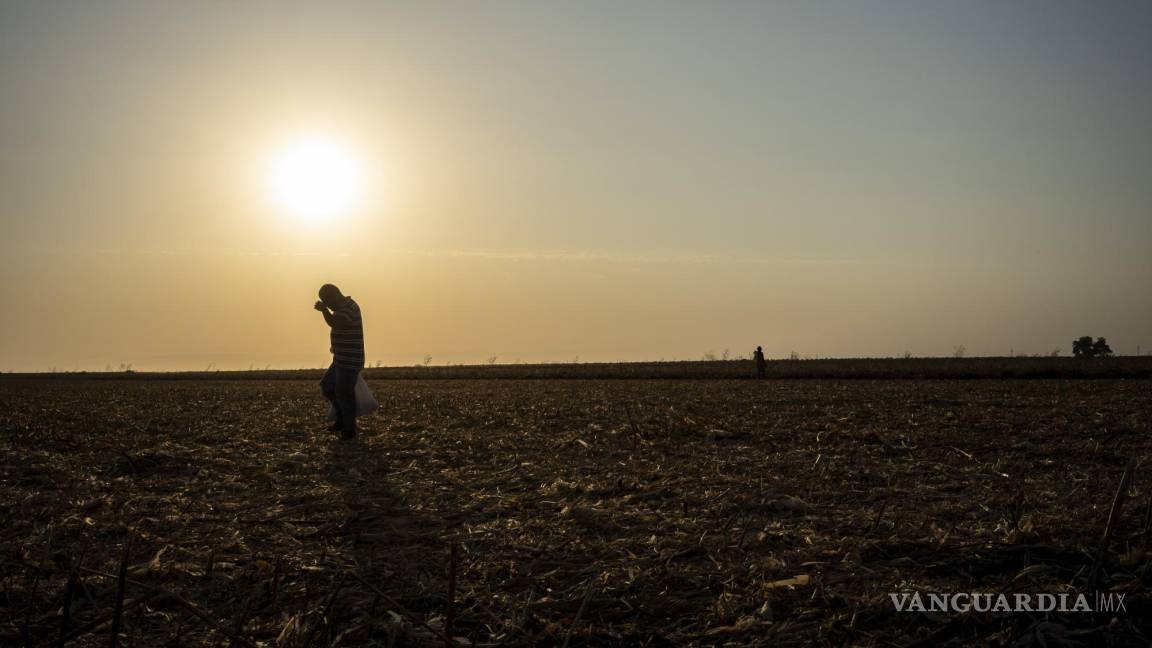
top-left (264, 134), bottom-right (366, 223)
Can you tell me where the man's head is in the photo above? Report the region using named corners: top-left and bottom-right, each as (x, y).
top-left (318, 284), bottom-right (344, 309)
top-left (756, 346), bottom-right (762, 352)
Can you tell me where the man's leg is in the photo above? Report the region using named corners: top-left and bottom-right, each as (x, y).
top-left (320, 363), bottom-right (342, 429)
top-left (335, 367), bottom-right (360, 438)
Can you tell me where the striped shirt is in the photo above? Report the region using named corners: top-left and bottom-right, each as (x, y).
top-left (329, 296), bottom-right (365, 369)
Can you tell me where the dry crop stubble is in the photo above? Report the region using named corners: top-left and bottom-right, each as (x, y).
top-left (1, 377), bottom-right (1150, 645)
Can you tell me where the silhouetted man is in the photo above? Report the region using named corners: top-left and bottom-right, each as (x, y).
top-left (754, 346), bottom-right (766, 379)
top-left (315, 284), bottom-right (365, 439)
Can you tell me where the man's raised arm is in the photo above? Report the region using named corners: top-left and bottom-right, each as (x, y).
top-left (315, 301), bottom-right (352, 328)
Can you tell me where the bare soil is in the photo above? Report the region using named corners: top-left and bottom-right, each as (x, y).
top-left (2, 377), bottom-right (1151, 646)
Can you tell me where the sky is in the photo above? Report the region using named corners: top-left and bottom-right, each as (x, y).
top-left (1, 1), bottom-right (1150, 371)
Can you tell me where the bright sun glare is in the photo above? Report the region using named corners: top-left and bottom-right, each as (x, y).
top-left (265, 135), bottom-right (365, 223)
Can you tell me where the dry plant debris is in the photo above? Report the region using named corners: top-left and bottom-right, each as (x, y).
top-left (1, 377), bottom-right (1151, 646)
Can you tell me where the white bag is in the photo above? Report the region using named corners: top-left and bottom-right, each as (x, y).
top-left (327, 374), bottom-right (379, 421)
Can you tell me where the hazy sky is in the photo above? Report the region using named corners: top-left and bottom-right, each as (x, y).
top-left (2, 1), bottom-right (1150, 371)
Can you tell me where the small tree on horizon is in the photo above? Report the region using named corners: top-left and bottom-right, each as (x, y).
top-left (1092, 337), bottom-right (1113, 357)
top-left (1072, 336), bottom-right (1113, 358)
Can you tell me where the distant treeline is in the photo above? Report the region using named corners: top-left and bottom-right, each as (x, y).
top-left (8, 356), bottom-right (1152, 380)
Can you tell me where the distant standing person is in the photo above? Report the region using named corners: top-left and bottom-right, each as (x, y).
top-left (315, 284), bottom-right (365, 439)
top-left (754, 346), bottom-right (766, 379)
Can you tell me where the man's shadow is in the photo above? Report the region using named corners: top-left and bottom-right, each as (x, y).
top-left (320, 431), bottom-right (449, 639)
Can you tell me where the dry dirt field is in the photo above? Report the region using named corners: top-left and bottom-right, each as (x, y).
top-left (2, 377), bottom-right (1151, 646)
